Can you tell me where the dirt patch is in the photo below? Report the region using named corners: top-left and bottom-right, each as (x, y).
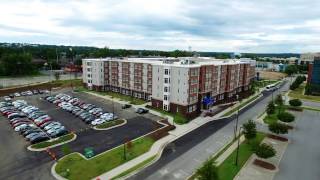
top-left (257, 71), bottom-right (287, 80)
top-left (267, 134), bottom-right (288, 142)
top-left (253, 159), bottom-right (276, 170)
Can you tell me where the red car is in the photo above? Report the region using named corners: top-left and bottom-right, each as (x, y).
top-left (36, 119), bottom-right (52, 126)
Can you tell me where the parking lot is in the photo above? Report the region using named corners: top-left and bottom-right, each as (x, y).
top-left (0, 89), bottom-right (163, 180)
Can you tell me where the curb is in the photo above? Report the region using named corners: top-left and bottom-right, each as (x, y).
top-left (27, 133), bottom-right (77, 152)
top-left (92, 119), bottom-right (127, 131)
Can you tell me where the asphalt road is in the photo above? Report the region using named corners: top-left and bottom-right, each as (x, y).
top-left (129, 81), bottom-right (290, 180)
top-left (0, 72), bottom-right (82, 88)
top-left (274, 109), bottom-right (320, 180)
top-left (302, 100), bottom-right (320, 109)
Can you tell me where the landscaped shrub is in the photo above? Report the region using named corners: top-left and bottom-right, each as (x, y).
top-left (243, 120), bottom-right (257, 141)
top-left (275, 94), bottom-right (283, 106)
top-left (266, 102), bottom-right (275, 115)
top-left (268, 123), bottom-right (289, 134)
top-left (289, 99), bottom-right (302, 107)
top-left (277, 112), bottom-right (295, 122)
top-left (255, 143), bottom-right (276, 159)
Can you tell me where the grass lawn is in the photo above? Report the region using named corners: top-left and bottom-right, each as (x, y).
top-left (111, 155), bottom-right (156, 180)
top-left (289, 83), bottom-right (320, 102)
top-left (55, 137), bottom-right (155, 180)
top-left (217, 133), bottom-right (266, 180)
top-left (146, 106), bottom-right (188, 124)
top-left (75, 86), bottom-right (146, 105)
top-left (95, 119), bottom-right (125, 129)
top-left (263, 105), bottom-right (286, 125)
top-left (223, 93), bottom-right (261, 117)
top-left (31, 133), bottom-right (75, 149)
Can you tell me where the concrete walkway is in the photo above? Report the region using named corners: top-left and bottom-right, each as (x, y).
top-left (234, 137), bottom-right (288, 180)
top-left (215, 135), bottom-right (245, 166)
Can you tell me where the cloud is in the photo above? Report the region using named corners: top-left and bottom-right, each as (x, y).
top-left (0, 0), bottom-right (319, 53)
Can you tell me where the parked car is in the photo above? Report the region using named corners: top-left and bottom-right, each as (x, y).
top-left (122, 104), bottom-right (132, 109)
top-left (14, 93), bottom-right (21, 97)
top-left (4, 96), bottom-right (11, 101)
top-left (91, 119), bottom-right (106, 125)
top-left (30, 134), bottom-right (49, 144)
top-left (136, 108), bottom-right (149, 114)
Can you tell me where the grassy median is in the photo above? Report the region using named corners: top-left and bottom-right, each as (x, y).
top-left (289, 83), bottom-right (320, 102)
top-left (31, 133), bottom-right (75, 149)
top-left (55, 137), bottom-right (154, 180)
top-left (95, 119), bottom-right (125, 129)
top-left (223, 93), bottom-right (260, 117)
top-left (217, 132), bottom-right (265, 180)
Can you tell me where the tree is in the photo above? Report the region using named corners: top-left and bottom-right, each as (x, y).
top-left (255, 143), bottom-right (276, 159)
top-left (285, 65), bottom-right (298, 75)
top-left (196, 159), bottom-right (219, 180)
top-left (266, 101), bottom-right (275, 115)
top-left (242, 120), bottom-right (257, 142)
top-left (54, 72), bottom-right (61, 81)
top-left (289, 99), bottom-right (302, 107)
top-left (277, 112), bottom-right (295, 123)
top-left (268, 123), bottom-right (289, 134)
top-left (275, 94), bottom-right (283, 106)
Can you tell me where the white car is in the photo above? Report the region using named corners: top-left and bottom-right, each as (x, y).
top-left (14, 123), bottom-right (35, 132)
top-left (91, 119), bottom-right (106, 126)
top-left (14, 93), bottom-right (21, 97)
top-left (4, 96), bottom-right (11, 101)
top-left (47, 126), bottom-right (65, 134)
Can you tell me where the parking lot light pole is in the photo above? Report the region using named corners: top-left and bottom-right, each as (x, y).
top-left (112, 96), bottom-right (114, 121)
top-left (234, 95), bottom-right (240, 140)
top-left (235, 126), bottom-right (243, 166)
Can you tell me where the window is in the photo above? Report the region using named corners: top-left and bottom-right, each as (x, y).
top-left (164, 69), bottom-right (170, 75)
top-left (87, 68), bottom-right (91, 72)
top-left (164, 78), bottom-right (170, 84)
top-left (164, 87), bottom-right (169, 92)
top-left (164, 95), bottom-right (168, 101)
top-left (163, 105), bottom-right (168, 111)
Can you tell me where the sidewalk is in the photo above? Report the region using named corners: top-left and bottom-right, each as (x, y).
top-left (215, 135), bottom-right (245, 166)
top-left (234, 137), bottom-right (288, 180)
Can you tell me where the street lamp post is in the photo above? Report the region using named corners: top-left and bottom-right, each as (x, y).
top-left (112, 96), bottom-right (115, 121)
top-left (235, 126), bottom-right (243, 166)
top-left (234, 94), bottom-right (240, 140)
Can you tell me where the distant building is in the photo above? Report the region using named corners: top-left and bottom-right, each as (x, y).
top-left (307, 56), bottom-right (320, 95)
top-left (260, 57), bottom-right (298, 64)
top-left (300, 53), bottom-right (320, 65)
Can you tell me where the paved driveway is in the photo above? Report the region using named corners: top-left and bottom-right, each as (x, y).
top-left (302, 100), bottom-right (320, 109)
top-left (274, 110), bottom-right (320, 180)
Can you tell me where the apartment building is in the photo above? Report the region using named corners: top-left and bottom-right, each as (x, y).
top-left (300, 53), bottom-right (320, 65)
top-left (82, 57), bottom-right (255, 118)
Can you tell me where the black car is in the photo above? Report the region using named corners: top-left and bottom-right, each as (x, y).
top-left (122, 104), bottom-right (132, 109)
top-left (49, 129), bottom-right (68, 138)
top-left (30, 135), bottom-right (50, 144)
top-left (9, 94), bottom-right (15, 98)
top-left (23, 128), bottom-right (42, 137)
top-left (83, 115), bottom-right (95, 124)
top-left (136, 108), bottom-right (149, 114)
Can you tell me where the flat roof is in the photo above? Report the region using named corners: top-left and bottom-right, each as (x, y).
top-left (83, 57), bottom-right (255, 67)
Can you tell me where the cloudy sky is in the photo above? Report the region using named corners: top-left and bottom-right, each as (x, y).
top-left (0, 0), bottom-right (320, 53)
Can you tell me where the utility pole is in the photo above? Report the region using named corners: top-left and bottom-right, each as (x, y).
top-left (235, 127), bottom-right (243, 166)
top-left (234, 94), bottom-right (240, 140)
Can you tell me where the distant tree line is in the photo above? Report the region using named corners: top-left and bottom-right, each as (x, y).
top-left (0, 53), bottom-right (38, 76)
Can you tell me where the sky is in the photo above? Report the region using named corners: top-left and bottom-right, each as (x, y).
top-left (0, 0), bottom-right (320, 53)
